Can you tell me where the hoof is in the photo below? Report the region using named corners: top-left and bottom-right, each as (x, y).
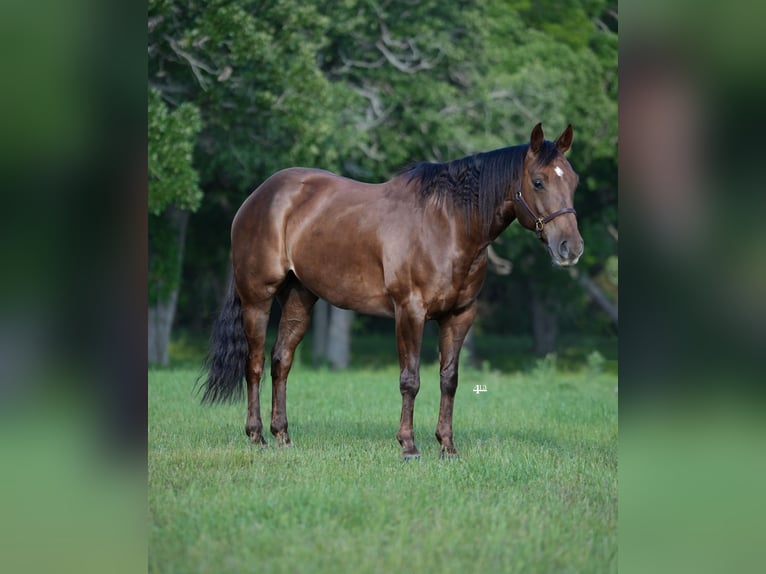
top-left (248, 433), bottom-right (268, 446)
top-left (439, 444), bottom-right (459, 459)
top-left (401, 446), bottom-right (421, 461)
top-left (275, 432), bottom-right (293, 448)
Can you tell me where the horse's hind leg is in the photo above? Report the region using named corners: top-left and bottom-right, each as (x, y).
top-left (270, 275), bottom-right (317, 447)
top-left (241, 298), bottom-right (273, 445)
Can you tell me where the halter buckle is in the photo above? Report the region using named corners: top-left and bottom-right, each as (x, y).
top-left (514, 189), bottom-right (575, 238)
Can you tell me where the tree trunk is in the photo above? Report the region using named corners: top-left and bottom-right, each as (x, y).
top-left (312, 301), bottom-right (353, 369)
top-left (530, 285), bottom-right (559, 356)
top-left (312, 299), bottom-right (329, 366)
top-left (326, 306), bottom-right (353, 370)
top-left (148, 207), bottom-right (189, 366)
top-left (148, 288), bottom-right (180, 366)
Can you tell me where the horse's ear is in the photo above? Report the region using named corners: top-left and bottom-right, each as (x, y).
top-left (529, 123), bottom-right (544, 155)
top-left (556, 124), bottom-right (574, 153)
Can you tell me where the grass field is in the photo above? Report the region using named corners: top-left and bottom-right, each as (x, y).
top-left (149, 359), bottom-right (617, 573)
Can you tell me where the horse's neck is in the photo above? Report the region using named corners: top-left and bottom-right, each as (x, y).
top-left (486, 197), bottom-right (517, 242)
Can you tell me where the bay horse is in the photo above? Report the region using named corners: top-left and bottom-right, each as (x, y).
top-left (201, 123), bottom-right (583, 459)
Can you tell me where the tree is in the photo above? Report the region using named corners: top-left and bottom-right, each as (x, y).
top-left (318, 0), bottom-right (488, 178)
top-left (149, 0), bottom-right (357, 363)
top-left (148, 88), bottom-right (202, 365)
top-left (311, 302), bottom-right (353, 370)
top-left (474, 0), bottom-right (618, 353)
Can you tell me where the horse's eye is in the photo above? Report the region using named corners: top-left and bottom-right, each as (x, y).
top-left (532, 179), bottom-right (543, 190)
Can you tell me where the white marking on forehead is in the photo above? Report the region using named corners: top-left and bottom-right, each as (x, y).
top-left (554, 166), bottom-right (564, 178)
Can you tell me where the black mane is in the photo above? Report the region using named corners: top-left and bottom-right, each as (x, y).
top-left (404, 141), bottom-right (560, 231)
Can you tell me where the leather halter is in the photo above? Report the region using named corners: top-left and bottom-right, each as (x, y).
top-left (513, 190), bottom-right (576, 239)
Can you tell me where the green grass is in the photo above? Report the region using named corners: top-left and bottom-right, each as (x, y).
top-left (149, 362), bottom-right (617, 573)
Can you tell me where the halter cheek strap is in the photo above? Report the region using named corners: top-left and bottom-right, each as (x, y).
top-left (513, 190), bottom-right (576, 239)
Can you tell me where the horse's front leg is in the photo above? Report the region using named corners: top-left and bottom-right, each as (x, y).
top-left (394, 302), bottom-right (426, 460)
top-left (435, 302), bottom-right (477, 458)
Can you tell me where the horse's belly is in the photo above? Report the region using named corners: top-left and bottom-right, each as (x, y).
top-left (291, 257), bottom-right (394, 318)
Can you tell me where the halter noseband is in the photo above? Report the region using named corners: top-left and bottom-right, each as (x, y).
top-left (513, 190), bottom-right (576, 239)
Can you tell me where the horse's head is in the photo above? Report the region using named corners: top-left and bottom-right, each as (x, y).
top-left (516, 123), bottom-right (584, 266)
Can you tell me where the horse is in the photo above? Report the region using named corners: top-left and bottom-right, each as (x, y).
top-left (200, 123), bottom-right (583, 459)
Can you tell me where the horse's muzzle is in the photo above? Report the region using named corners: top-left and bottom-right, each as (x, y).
top-left (549, 237), bottom-right (584, 266)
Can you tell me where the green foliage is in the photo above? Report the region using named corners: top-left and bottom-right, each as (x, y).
top-left (149, 0), bottom-right (357, 191)
top-left (317, 0), bottom-right (490, 177)
top-left (149, 364), bottom-right (617, 572)
top-left (147, 88), bottom-right (202, 215)
top-left (148, 86), bottom-right (202, 305)
top-left (519, 0), bottom-right (606, 50)
top-left (605, 254), bottom-right (618, 285)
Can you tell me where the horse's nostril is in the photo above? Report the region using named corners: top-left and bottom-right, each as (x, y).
top-left (559, 240), bottom-right (569, 258)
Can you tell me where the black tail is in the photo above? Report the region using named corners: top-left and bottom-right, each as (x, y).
top-left (198, 276), bottom-right (248, 403)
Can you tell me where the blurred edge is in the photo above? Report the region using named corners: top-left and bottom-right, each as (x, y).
top-left (1, 0), bottom-right (766, 573)
top-left (620, 1), bottom-right (766, 573)
top-left (0, 1), bottom-right (146, 574)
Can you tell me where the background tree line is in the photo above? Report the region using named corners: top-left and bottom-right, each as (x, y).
top-left (148, 0), bottom-right (617, 367)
